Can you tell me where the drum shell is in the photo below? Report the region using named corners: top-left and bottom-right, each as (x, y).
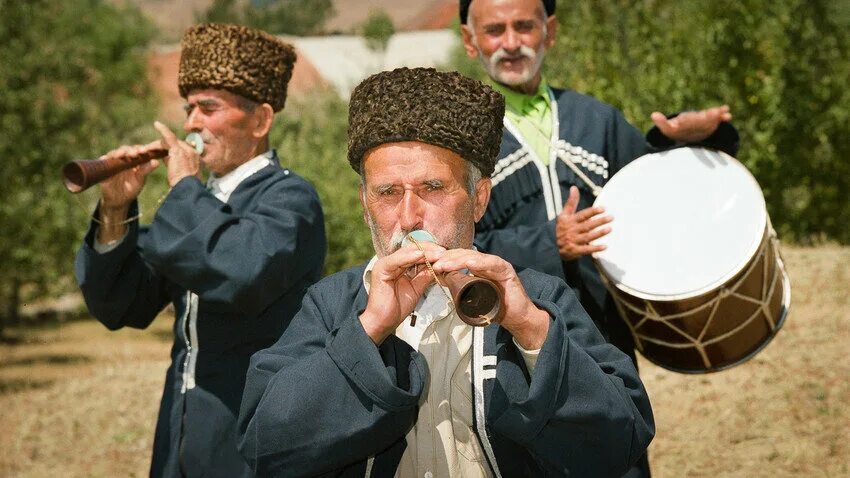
top-left (602, 224), bottom-right (790, 373)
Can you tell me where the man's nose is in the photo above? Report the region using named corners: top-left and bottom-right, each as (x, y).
top-left (183, 108), bottom-right (202, 132)
top-left (503, 28), bottom-right (521, 52)
top-left (398, 190), bottom-right (424, 232)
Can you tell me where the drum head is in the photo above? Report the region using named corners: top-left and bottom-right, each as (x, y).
top-left (593, 147), bottom-right (766, 300)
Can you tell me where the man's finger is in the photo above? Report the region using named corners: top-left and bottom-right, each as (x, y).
top-left (577, 214), bottom-right (613, 233)
top-left (153, 121), bottom-right (179, 148)
top-left (582, 226), bottom-right (612, 243)
top-left (576, 243), bottom-right (607, 255)
top-left (562, 186), bottom-right (580, 216)
top-left (650, 111), bottom-right (676, 134)
top-left (374, 248), bottom-right (426, 279)
top-left (573, 206), bottom-right (606, 223)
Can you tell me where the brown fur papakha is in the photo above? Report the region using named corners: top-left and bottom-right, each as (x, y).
top-left (178, 23), bottom-right (296, 112)
top-left (347, 67), bottom-right (505, 177)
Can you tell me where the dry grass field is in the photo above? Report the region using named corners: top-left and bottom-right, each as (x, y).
top-left (1, 245), bottom-right (848, 477)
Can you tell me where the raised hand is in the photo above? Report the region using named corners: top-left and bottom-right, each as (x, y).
top-left (650, 105), bottom-right (733, 143)
top-left (153, 121), bottom-right (202, 187)
top-left (95, 140), bottom-right (163, 243)
top-left (97, 141), bottom-right (163, 210)
top-left (555, 186), bottom-right (611, 261)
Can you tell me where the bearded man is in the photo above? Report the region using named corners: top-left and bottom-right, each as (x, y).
top-left (75, 24), bottom-right (326, 477)
top-left (237, 67), bottom-right (653, 477)
top-left (460, 2), bottom-right (740, 475)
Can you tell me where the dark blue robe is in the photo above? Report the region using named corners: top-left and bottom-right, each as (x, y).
top-left (237, 263), bottom-right (654, 477)
top-left (476, 87), bottom-right (739, 360)
top-left (75, 157), bottom-right (326, 477)
top-left (475, 88), bottom-right (738, 477)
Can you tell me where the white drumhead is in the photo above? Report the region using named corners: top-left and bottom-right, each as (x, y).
top-left (592, 147), bottom-right (766, 300)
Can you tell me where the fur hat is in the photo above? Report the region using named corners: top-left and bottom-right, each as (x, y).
top-left (347, 67), bottom-right (505, 177)
top-left (178, 23), bottom-right (296, 112)
top-left (460, 0), bottom-right (556, 24)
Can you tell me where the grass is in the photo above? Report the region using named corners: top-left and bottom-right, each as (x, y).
top-left (1, 245), bottom-right (848, 477)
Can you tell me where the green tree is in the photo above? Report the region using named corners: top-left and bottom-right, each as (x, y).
top-left (361, 10), bottom-right (395, 52)
top-left (0, 0), bottom-right (157, 333)
top-left (542, 0), bottom-right (850, 243)
top-left (201, 0), bottom-right (335, 36)
top-left (270, 93), bottom-right (374, 275)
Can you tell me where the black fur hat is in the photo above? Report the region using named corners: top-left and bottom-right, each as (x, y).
top-left (460, 0), bottom-right (556, 24)
top-left (178, 23), bottom-right (296, 112)
top-left (347, 67), bottom-right (505, 177)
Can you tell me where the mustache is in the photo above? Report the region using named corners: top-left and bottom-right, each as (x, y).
top-left (389, 230), bottom-right (410, 252)
top-left (489, 45), bottom-right (538, 65)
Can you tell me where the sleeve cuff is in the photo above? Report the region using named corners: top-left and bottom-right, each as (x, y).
top-left (92, 228), bottom-right (128, 254)
top-left (326, 316), bottom-right (425, 412)
top-left (512, 337), bottom-right (541, 376)
top-left (646, 113), bottom-right (740, 157)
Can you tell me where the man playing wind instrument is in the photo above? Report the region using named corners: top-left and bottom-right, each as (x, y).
top-left (74, 23), bottom-right (326, 477)
top-left (237, 67), bottom-right (653, 477)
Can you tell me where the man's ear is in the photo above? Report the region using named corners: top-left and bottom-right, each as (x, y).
top-left (473, 177), bottom-right (492, 222)
top-left (252, 103), bottom-right (274, 139)
top-left (544, 15), bottom-right (558, 50)
top-left (461, 24), bottom-right (479, 59)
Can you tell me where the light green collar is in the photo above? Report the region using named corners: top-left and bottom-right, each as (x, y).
top-left (489, 77), bottom-right (550, 116)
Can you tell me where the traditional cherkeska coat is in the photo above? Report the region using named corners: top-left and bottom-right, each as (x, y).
top-left (475, 87), bottom-right (740, 360)
top-left (75, 157), bottom-right (326, 477)
top-left (237, 263), bottom-right (654, 477)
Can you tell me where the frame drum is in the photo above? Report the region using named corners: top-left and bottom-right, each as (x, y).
top-left (592, 147), bottom-right (790, 373)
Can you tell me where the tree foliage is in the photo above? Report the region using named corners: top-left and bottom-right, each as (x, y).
top-left (0, 0), bottom-right (157, 325)
top-left (544, 0), bottom-right (850, 243)
top-left (270, 94), bottom-right (374, 274)
top-left (361, 10), bottom-right (395, 52)
top-left (201, 0), bottom-right (334, 36)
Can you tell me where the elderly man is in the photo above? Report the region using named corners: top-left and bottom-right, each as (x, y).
top-left (75, 24), bottom-right (326, 477)
top-left (237, 67), bottom-right (653, 477)
top-left (460, 2), bottom-right (740, 475)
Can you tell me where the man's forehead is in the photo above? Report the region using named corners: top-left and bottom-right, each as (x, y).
top-left (362, 142), bottom-right (467, 182)
top-left (185, 89), bottom-right (237, 104)
top-left (469, 0), bottom-right (545, 22)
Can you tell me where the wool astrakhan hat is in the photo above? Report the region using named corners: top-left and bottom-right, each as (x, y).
top-left (460, 0), bottom-right (556, 24)
top-left (178, 23), bottom-right (296, 112)
top-left (347, 67), bottom-right (505, 177)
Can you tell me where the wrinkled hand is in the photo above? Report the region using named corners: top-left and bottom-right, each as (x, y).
top-left (429, 248), bottom-right (550, 350)
top-left (97, 141), bottom-right (162, 210)
top-left (556, 186), bottom-right (611, 261)
top-left (650, 105), bottom-right (733, 143)
top-left (359, 242), bottom-right (442, 345)
top-left (95, 140), bottom-right (162, 243)
top-left (154, 121), bottom-right (202, 187)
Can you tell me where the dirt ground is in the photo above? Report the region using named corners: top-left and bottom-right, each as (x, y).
top-left (1, 245), bottom-right (848, 477)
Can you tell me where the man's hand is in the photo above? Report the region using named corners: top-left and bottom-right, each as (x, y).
top-left (96, 141), bottom-right (162, 243)
top-left (650, 105), bottom-right (733, 143)
top-left (359, 243), bottom-right (440, 345)
top-left (154, 121), bottom-right (202, 187)
top-left (429, 249), bottom-right (550, 350)
top-left (555, 186), bottom-right (611, 261)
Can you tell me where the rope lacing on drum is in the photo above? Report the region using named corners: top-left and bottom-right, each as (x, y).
top-left (597, 220), bottom-right (790, 371)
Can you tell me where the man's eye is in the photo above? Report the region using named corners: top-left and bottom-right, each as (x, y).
top-left (483, 26), bottom-right (504, 35)
top-left (515, 21), bottom-right (536, 32)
